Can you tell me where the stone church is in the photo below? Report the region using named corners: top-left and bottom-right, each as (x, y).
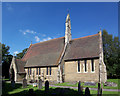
top-left (9, 14), bottom-right (107, 83)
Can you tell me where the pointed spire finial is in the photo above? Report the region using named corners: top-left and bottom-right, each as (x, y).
top-left (30, 41), bottom-right (32, 45)
top-left (99, 28), bottom-right (102, 35)
top-left (67, 9), bottom-right (69, 14)
top-left (13, 53), bottom-right (15, 56)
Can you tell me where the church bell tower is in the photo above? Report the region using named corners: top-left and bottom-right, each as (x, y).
top-left (65, 13), bottom-right (72, 43)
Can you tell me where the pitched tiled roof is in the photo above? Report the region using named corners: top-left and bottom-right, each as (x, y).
top-left (15, 33), bottom-right (100, 69)
top-left (24, 37), bottom-right (65, 67)
top-left (15, 59), bottom-right (26, 73)
top-left (64, 33), bottom-right (100, 60)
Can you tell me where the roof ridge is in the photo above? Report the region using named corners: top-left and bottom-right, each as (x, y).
top-left (72, 33), bottom-right (99, 41)
top-left (32, 36), bottom-right (65, 46)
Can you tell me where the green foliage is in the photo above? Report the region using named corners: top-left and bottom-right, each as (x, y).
top-left (16, 48), bottom-right (28, 59)
top-left (102, 30), bottom-right (120, 78)
top-left (2, 43), bottom-right (13, 78)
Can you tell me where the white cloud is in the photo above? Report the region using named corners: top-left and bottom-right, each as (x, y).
top-left (42, 37), bottom-right (52, 42)
top-left (19, 29), bottom-right (36, 35)
top-left (34, 36), bottom-right (52, 42)
top-left (35, 36), bottom-right (40, 42)
top-left (14, 51), bottom-right (19, 55)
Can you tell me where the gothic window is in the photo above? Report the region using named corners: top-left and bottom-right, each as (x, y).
top-left (91, 59), bottom-right (94, 72)
top-left (50, 67), bottom-right (51, 75)
top-left (30, 68), bottom-right (31, 75)
top-left (78, 60), bottom-right (80, 72)
top-left (84, 60), bottom-right (87, 72)
top-left (36, 68), bottom-right (38, 75)
top-left (46, 67), bottom-right (48, 75)
top-left (39, 68), bottom-right (41, 75)
top-left (28, 68), bottom-right (29, 75)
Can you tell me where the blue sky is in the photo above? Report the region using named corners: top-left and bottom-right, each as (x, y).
top-left (2, 2), bottom-right (118, 55)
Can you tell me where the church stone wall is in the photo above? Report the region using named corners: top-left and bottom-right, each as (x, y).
top-left (25, 66), bottom-right (58, 82)
top-left (64, 59), bottom-right (99, 82)
top-left (16, 74), bottom-right (24, 82)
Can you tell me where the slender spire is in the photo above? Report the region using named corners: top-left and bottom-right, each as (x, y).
top-left (65, 12), bottom-right (72, 43)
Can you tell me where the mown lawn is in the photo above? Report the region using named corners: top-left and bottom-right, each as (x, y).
top-left (55, 79), bottom-right (120, 89)
top-left (2, 81), bottom-right (119, 96)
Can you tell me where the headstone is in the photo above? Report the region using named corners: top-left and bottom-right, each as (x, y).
top-left (97, 83), bottom-right (100, 96)
top-left (85, 87), bottom-right (90, 96)
top-left (29, 89), bottom-right (34, 95)
top-left (11, 80), bottom-right (15, 88)
top-left (38, 79), bottom-right (42, 89)
top-left (84, 82), bottom-right (96, 86)
top-left (45, 80), bottom-right (49, 92)
top-left (23, 78), bottom-right (27, 88)
top-left (78, 81), bottom-right (82, 92)
top-left (104, 82), bottom-right (117, 87)
top-left (100, 88), bottom-right (102, 96)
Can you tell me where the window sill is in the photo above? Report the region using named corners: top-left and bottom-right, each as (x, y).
top-left (46, 75), bottom-right (52, 76)
top-left (77, 72), bottom-right (81, 73)
top-left (83, 72), bottom-right (88, 73)
top-left (91, 71), bottom-right (95, 73)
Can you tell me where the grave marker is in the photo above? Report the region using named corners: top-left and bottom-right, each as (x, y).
top-left (38, 79), bottom-right (42, 89)
top-left (45, 80), bottom-right (49, 92)
top-left (85, 87), bottom-right (90, 96)
top-left (11, 80), bottom-right (15, 88)
top-left (23, 78), bottom-right (27, 88)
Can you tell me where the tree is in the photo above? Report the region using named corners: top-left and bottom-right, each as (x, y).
top-left (2, 43), bottom-right (13, 78)
top-left (102, 30), bottom-right (120, 78)
top-left (16, 48), bottom-right (28, 59)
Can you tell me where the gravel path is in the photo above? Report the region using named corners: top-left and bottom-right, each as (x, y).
top-left (50, 85), bottom-right (120, 92)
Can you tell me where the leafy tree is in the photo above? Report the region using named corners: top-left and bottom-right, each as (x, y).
top-left (102, 30), bottom-right (120, 78)
top-left (16, 48), bottom-right (28, 59)
top-left (2, 43), bottom-right (13, 78)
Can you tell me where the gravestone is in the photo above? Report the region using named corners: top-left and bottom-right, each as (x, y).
top-left (23, 78), bottom-right (27, 88)
top-left (84, 82), bottom-right (96, 86)
top-left (78, 81), bottom-right (82, 92)
top-left (85, 87), bottom-right (90, 96)
top-left (29, 88), bottom-right (34, 95)
top-left (45, 80), bottom-right (49, 92)
top-left (97, 83), bottom-right (100, 96)
top-left (104, 82), bottom-right (117, 87)
top-left (38, 79), bottom-right (42, 89)
top-left (11, 80), bottom-right (15, 88)
top-left (100, 88), bottom-right (102, 96)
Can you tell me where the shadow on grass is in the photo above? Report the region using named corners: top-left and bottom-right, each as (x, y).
top-left (2, 82), bottom-right (119, 96)
top-left (2, 82), bottom-right (85, 96)
top-left (4, 88), bottom-right (84, 96)
top-left (2, 81), bottom-right (22, 95)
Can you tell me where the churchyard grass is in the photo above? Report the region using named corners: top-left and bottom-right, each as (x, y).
top-left (55, 79), bottom-right (120, 89)
top-left (2, 81), bottom-right (119, 95)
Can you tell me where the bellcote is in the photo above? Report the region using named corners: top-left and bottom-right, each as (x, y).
top-left (65, 13), bottom-right (72, 44)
